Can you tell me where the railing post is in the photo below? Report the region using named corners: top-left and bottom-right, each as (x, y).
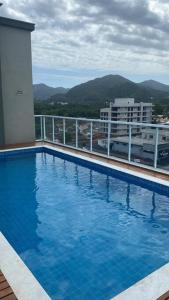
top-left (63, 118), bottom-right (65, 145)
top-left (154, 127), bottom-right (159, 169)
top-left (128, 125), bottom-right (132, 162)
top-left (76, 120), bottom-right (78, 148)
top-left (90, 122), bottom-right (93, 152)
top-left (107, 122), bottom-right (111, 156)
top-left (52, 117), bottom-right (55, 142)
top-left (43, 116), bottom-right (46, 140)
top-left (107, 123), bottom-right (110, 156)
top-left (40, 116), bottom-right (43, 140)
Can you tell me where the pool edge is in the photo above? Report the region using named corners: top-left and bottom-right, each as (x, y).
top-left (0, 232), bottom-right (51, 300)
top-left (111, 262), bottom-right (169, 300)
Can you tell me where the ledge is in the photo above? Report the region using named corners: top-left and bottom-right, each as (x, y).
top-left (111, 263), bottom-right (169, 300)
top-left (0, 16), bottom-right (35, 32)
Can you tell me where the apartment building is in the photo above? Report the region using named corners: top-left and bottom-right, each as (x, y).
top-left (100, 98), bottom-right (153, 136)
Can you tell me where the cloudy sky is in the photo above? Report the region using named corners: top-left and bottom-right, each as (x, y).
top-left (1, 0), bottom-right (169, 87)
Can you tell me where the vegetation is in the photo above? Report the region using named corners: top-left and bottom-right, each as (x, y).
top-left (153, 103), bottom-right (169, 116)
top-left (34, 101), bottom-right (100, 118)
top-left (34, 100), bottom-right (169, 119)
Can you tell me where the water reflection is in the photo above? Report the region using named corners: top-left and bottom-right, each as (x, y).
top-left (56, 160), bottom-right (168, 226)
top-left (0, 154), bottom-right (41, 253)
top-left (89, 170), bottom-right (93, 188)
top-left (150, 192), bottom-right (156, 221)
top-left (126, 184), bottom-right (131, 210)
top-left (74, 165), bottom-right (79, 186)
top-left (35, 155), bottom-right (169, 299)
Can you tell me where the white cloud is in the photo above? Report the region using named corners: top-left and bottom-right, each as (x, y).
top-left (1, 0), bottom-right (169, 85)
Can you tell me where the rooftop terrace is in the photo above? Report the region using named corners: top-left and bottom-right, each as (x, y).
top-left (0, 13), bottom-right (169, 300)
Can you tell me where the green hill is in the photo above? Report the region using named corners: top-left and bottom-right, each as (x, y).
top-left (33, 84), bottom-right (69, 100)
top-left (139, 80), bottom-right (169, 93)
top-left (49, 75), bottom-right (168, 105)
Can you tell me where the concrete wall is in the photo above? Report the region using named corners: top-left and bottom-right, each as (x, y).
top-left (0, 18), bottom-right (35, 146)
top-left (0, 59), bottom-right (5, 145)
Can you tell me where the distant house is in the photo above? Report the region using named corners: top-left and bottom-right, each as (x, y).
top-left (98, 128), bottom-right (169, 163)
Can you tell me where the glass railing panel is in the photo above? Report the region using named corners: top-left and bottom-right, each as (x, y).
top-left (45, 117), bottom-right (53, 141)
top-left (65, 119), bottom-right (76, 147)
top-left (54, 118), bottom-right (64, 144)
top-left (78, 120), bottom-right (91, 151)
top-left (157, 128), bottom-right (169, 172)
top-left (92, 121), bottom-right (108, 156)
top-left (34, 116), bottom-right (169, 175)
top-left (130, 125), bottom-right (155, 167)
top-left (35, 116), bottom-right (42, 140)
top-left (109, 123), bottom-right (129, 160)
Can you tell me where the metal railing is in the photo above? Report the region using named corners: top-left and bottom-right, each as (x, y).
top-left (35, 115), bottom-right (169, 174)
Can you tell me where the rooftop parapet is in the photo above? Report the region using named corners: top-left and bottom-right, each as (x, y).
top-left (0, 16), bottom-right (35, 32)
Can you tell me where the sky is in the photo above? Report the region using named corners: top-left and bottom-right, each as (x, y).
top-left (1, 0), bottom-right (169, 88)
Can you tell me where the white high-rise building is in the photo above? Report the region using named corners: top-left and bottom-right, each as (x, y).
top-left (100, 98), bottom-right (153, 136)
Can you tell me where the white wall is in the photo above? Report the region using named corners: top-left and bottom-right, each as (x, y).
top-left (0, 21), bottom-right (35, 145)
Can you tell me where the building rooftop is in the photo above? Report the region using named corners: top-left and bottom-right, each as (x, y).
top-left (111, 136), bottom-right (168, 146)
top-left (0, 16), bottom-right (35, 32)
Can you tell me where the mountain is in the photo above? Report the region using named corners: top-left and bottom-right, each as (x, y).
top-left (139, 80), bottom-right (169, 93)
top-left (63, 75), bottom-right (168, 105)
top-left (33, 84), bottom-right (69, 100)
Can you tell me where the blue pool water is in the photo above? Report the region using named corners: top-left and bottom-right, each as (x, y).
top-left (0, 149), bottom-right (169, 300)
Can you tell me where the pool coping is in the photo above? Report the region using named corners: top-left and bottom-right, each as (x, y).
top-left (0, 232), bottom-right (51, 300)
top-left (111, 263), bottom-right (169, 300)
top-left (0, 144), bottom-right (169, 300)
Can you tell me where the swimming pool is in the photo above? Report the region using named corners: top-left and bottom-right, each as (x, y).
top-left (0, 147), bottom-right (169, 300)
